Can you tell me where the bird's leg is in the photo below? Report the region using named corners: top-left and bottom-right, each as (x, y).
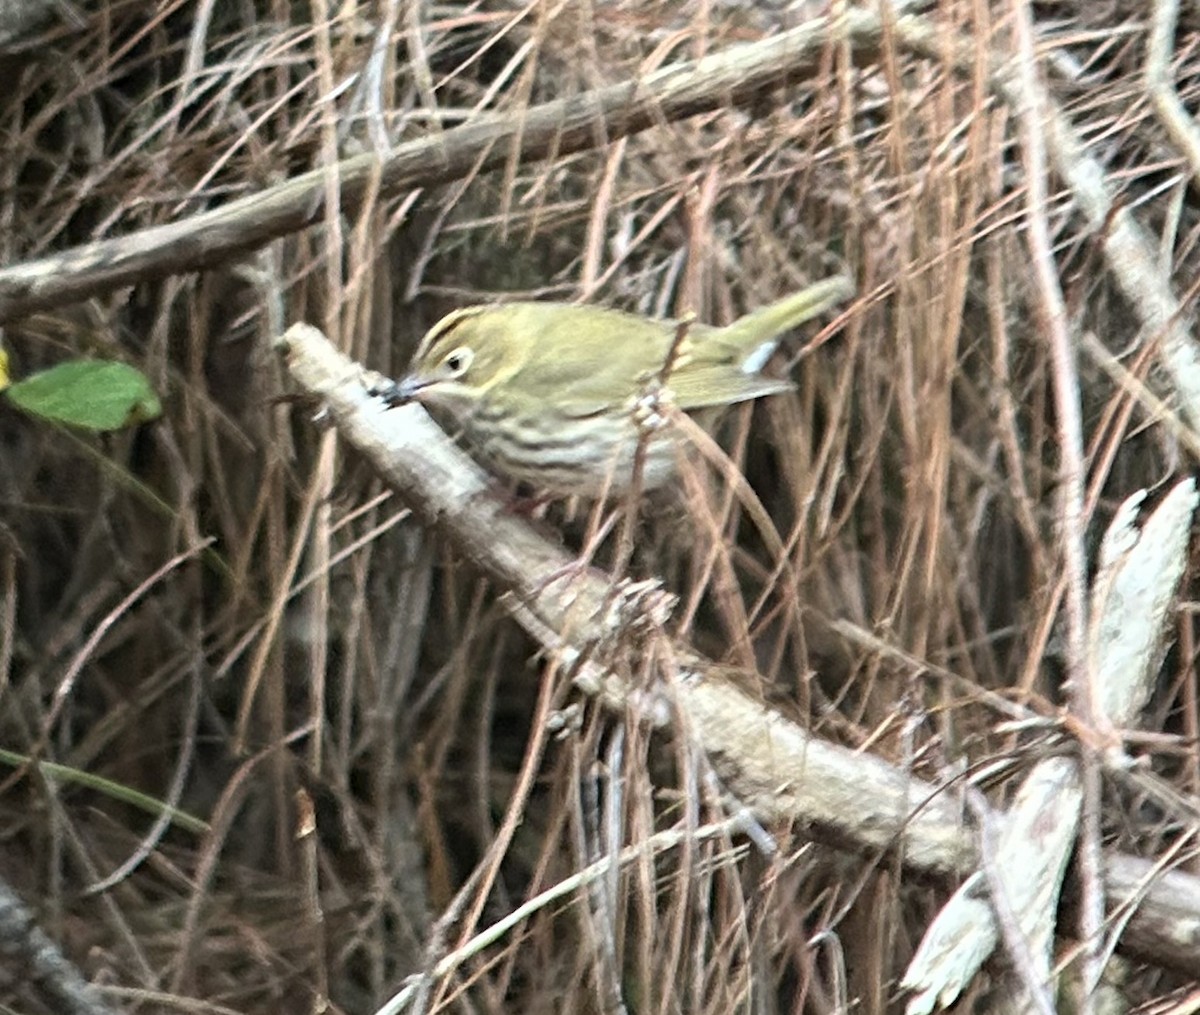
top-left (502, 487), bottom-right (556, 517)
top-left (530, 505), bottom-right (622, 596)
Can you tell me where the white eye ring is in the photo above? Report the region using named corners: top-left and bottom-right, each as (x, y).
top-left (443, 347), bottom-right (473, 376)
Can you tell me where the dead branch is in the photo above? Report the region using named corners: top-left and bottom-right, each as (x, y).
top-left (0, 11), bottom-right (870, 322)
top-left (275, 321), bottom-right (1200, 979)
top-left (0, 872), bottom-right (118, 1015)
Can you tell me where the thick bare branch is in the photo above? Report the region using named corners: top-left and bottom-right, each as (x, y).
top-left (0, 12), bottom-right (868, 322)
top-left (275, 322), bottom-right (1200, 978)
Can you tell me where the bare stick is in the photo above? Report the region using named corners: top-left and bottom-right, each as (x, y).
top-left (276, 322), bottom-right (1200, 978)
top-left (0, 13), bottom-right (863, 322)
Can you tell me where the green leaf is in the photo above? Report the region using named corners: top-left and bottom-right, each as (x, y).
top-left (6, 359), bottom-right (161, 431)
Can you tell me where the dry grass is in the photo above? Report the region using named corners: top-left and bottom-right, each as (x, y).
top-left (0, 1), bottom-right (1199, 1012)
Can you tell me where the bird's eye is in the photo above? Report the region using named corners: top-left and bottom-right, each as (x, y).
top-left (443, 347), bottom-right (473, 376)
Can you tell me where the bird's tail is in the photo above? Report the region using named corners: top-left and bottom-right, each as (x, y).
top-left (720, 275), bottom-right (854, 371)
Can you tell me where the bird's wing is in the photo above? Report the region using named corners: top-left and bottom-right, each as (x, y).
top-left (512, 305), bottom-right (673, 417)
top-left (668, 369), bottom-right (794, 411)
top-left (506, 303), bottom-right (796, 415)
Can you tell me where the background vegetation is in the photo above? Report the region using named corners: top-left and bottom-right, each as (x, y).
top-left (0, 0), bottom-right (1198, 1012)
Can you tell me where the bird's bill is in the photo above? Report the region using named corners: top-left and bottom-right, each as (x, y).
top-left (396, 374), bottom-right (436, 401)
top-left (374, 373), bottom-right (436, 407)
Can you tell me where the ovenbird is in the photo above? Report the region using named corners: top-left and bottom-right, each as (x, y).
top-left (380, 276), bottom-right (853, 496)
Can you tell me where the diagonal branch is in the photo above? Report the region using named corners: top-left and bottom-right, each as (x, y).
top-left (0, 11), bottom-right (878, 322)
top-left (275, 321), bottom-right (1200, 979)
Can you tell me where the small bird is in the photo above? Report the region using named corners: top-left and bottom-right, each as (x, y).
top-left (379, 276), bottom-right (853, 497)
